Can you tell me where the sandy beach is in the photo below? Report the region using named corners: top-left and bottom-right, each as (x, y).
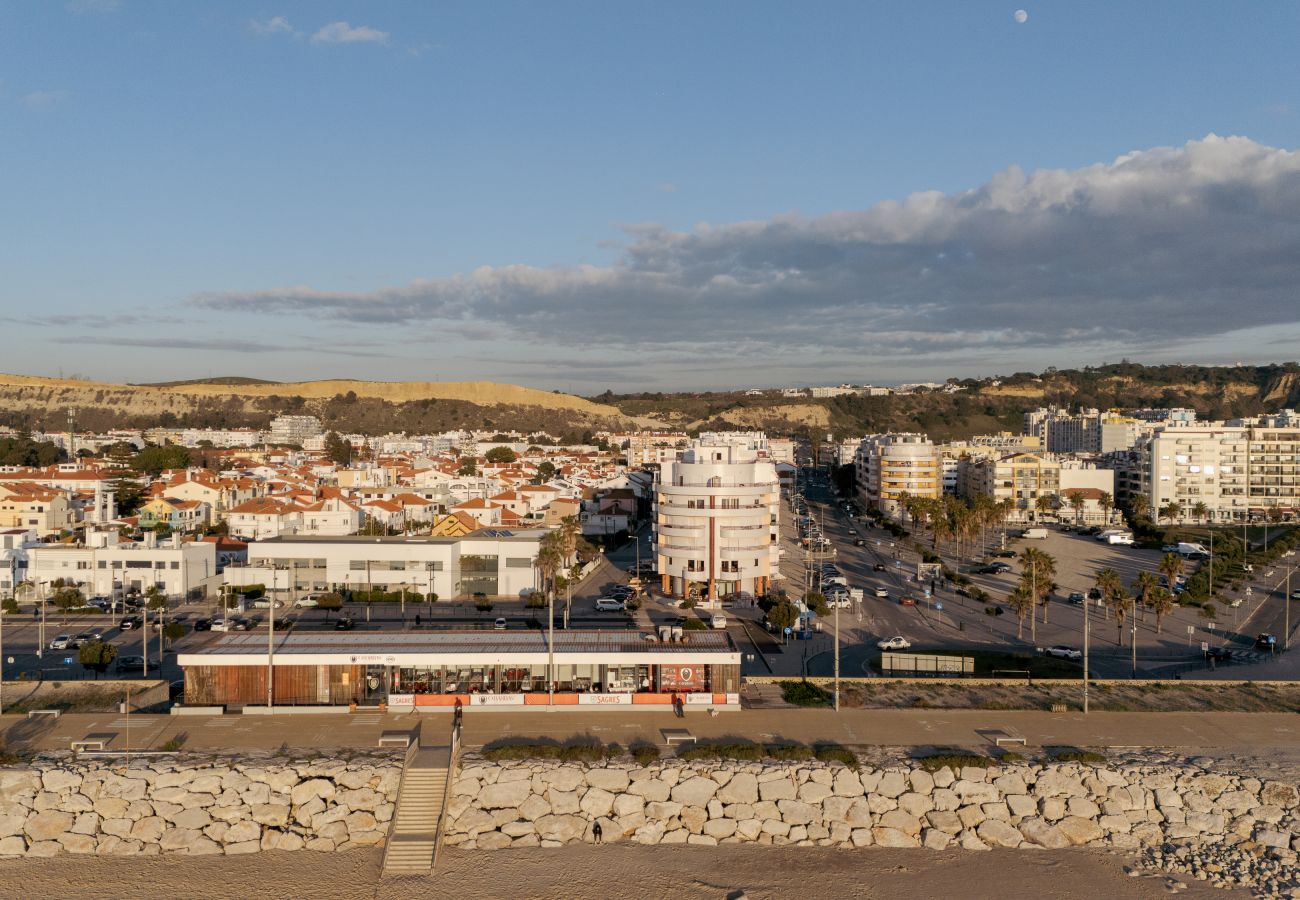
top-left (0, 845), bottom-right (1244, 900)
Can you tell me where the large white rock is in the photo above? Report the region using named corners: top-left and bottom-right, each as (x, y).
top-left (24, 810), bottom-right (73, 843)
top-left (251, 804), bottom-right (290, 827)
top-left (1056, 816), bottom-right (1104, 845)
top-left (876, 772), bottom-right (908, 799)
top-left (777, 800), bottom-right (819, 826)
top-left (758, 779), bottom-right (796, 802)
top-left (626, 778), bottom-right (671, 802)
top-left (832, 770), bottom-right (863, 798)
top-left (479, 779), bottom-right (533, 810)
top-left (535, 814), bottom-right (586, 843)
top-left (585, 769), bottom-right (631, 793)
top-left (289, 778), bottom-right (335, 806)
top-left (718, 773), bottom-right (759, 805)
top-left (546, 789), bottom-right (581, 815)
top-left (671, 777), bottom-right (721, 807)
top-left (871, 827), bottom-right (917, 848)
top-left (579, 787), bottom-right (616, 819)
top-left (878, 810), bottom-right (921, 836)
top-left (1017, 817), bottom-right (1069, 848)
top-left (42, 769), bottom-right (83, 794)
top-left (976, 819), bottom-right (1022, 848)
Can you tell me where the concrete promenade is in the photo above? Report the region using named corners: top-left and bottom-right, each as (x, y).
top-left (3, 707), bottom-right (1296, 755)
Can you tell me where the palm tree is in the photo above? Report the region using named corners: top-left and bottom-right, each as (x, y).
top-left (1099, 491), bottom-right (1115, 525)
top-left (1149, 586), bottom-right (1175, 634)
top-left (1129, 493), bottom-right (1149, 521)
top-left (1158, 553), bottom-right (1184, 599)
top-left (1094, 567), bottom-right (1123, 622)
top-left (896, 490), bottom-right (911, 527)
top-left (1108, 588), bottom-right (1135, 647)
top-left (1133, 571), bottom-right (1160, 623)
top-left (1192, 501), bottom-right (1209, 525)
top-left (1007, 583), bottom-right (1035, 640)
top-left (1034, 493), bottom-right (1055, 522)
top-left (1020, 547), bottom-right (1057, 626)
top-left (1065, 490), bottom-right (1086, 527)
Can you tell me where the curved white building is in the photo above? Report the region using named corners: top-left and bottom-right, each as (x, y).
top-left (652, 438), bottom-right (781, 601)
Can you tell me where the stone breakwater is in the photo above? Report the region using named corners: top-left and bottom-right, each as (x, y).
top-left (0, 757), bottom-right (400, 858)
top-left (444, 757), bottom-right (1300, 859)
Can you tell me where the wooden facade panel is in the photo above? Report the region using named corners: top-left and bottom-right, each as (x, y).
top-left (184, 664), bottom-right (364, 706)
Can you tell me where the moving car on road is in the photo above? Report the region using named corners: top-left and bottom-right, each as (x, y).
top-left (1042, 645), bottom-right (1082, 660)
top-left (118, 615), bottom-right (142, 630)
top-left (873, 563), bottom-right (888, 572)
top-left (193, 618), bottom-right (212, 632)
top-left (1067, 592), bottom-right (1086, 605)
top-left (295, 594), bottom-right (322, 608)
top-left (874, 587), bottom-right (890, 598)
top-left (49, 634), bottom-right (72, 650)
top-left (976, 563), bottom-right (1012, 575)
top-left (334, 616), bottom-right (356, 631)
top-left (877, 636), bottom-right (912, 650)
top-left (493, 617), bottom-right (507, 630)
top-left (990, 549), bottom-right (1016, 559)
top-left (898, 596), bottom-right (917, 606)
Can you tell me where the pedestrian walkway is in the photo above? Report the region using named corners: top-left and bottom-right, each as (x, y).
top-left (381, 723), bottom-right (458, 877)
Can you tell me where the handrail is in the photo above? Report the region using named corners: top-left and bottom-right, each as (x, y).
top-left (380, 722), bottom-right (422, 875)
top-left (433, 707), bottom-right (462, 870)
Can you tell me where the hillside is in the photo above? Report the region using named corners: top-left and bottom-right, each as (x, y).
top-left (0, 374), bottom-right (639, 438)
top-left (592, 362), bottom-right (1300, 440)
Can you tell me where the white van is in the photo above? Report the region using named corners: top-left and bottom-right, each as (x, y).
top-left (594, 597), bottom-right (626, 612)
top-left (1105, 532), bottom-right (1134, 545)
top-left (1022, 527), bottom-right (1049, 540)
top-left (710, 614), bottom-right (727, 630)
top-left (1177, 542), bottom-right (1210, 558)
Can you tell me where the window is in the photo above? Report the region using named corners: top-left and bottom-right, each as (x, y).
top-left (349, 560), bottom-right (365, 571)
top-left (505, 558), bottom-right (531, 568)
top-left (125, 560), bottom-right (151, 569)
top-left (98, 561), bottom-right (107, 569)
top-left (170, 562), bottom-right (180, 570)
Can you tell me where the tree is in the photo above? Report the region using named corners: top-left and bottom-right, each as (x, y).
top-left (1065, 491), bottom-right (1086, 527)
top-left (1191, 501), bottom-right (1209, 524)
top-left (1133, 571), bottom-right (1160, 622)
top-left (323, 432), bottom-right (352, 466)
top-left (1158, 554), bottom-right (1185, 599)
top-left (804, 592), bottom-right (829, 616)
top-left (1019, 547), bottom-right (1057, 627)
top-left (1149, 586), bottom-right (1175, 634)
top-left (766, 599), bottom-right (799, 633)
top-left (316, 592), bottom-right (343, 618)
top-left (1099, 492), bottom-right (1115, 524)
top-left (1129, 493), bottom-right (1149, 521)
top-left (79, 640), bottom-right (117, 679)
top-left (51, 585), bottom-right (84, 622)
top-left (144, 585), bottom-right (167, 610)
top-left (525, 591), bottom-right (546, 609)
top-left (485, 446), bottom-right (518, 464)
top-left (163, 621), bottom-right (186, 643)
top-left (1006, 583), bottom-right (1035, 639)
top-left (1034, 493), bottom-right (1057, 521)
top-left (1093, 566), bottom-right (1123, 622)
top-left (457, 459), bottom-right (478, 476)
top-left (536, 461), bottom-right (556, 481)
top-left (132, 444), bottom-right (190, 477)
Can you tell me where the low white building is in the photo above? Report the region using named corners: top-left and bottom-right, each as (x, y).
top-left (223, 529), bottom-right (547, 601)
top-left (26, 530), bottom-right (218, 602)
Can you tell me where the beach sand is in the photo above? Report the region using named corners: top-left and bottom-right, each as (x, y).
top-left (0, 845), bottom-right (1244, 900)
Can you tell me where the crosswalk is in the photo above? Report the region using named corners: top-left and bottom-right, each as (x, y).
top-left (107, 717), bottom-right (161, 728)
top-left (351, 714), bottom-right (383, 726)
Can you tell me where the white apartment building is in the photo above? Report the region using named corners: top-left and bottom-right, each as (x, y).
top-left (1145, 424), bottom-right (1300, 521)
top-left (1023, 407), bottom-right (1143, 454)
top-left (0, 528), bottom-right (36, 598)
top-left (26, 530), bottom-right (218, 601)
top-left (652, 438), bottom-right (782, 602)
top-left (178, 428), bottom-right (266, 448)
top-left (268, 415), bottom-right (323, 446)
top-left (854, 434), bottom-right (942, 520)
top-left (223, 530), bottom-right (546, 601)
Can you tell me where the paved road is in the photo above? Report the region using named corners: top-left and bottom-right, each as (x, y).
top-left (4, 707), bottom-right (1296, 755)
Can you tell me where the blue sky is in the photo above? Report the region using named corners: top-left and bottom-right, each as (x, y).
top-left (2, 1), bottom-right (1299, 392)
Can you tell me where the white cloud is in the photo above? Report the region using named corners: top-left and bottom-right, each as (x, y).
top-left (250, 16), bottom-right (296, 37)
top-left (66, 0), bottom-right (120, 13)
top-left (194, 135), bottom-right (1300, 371)
top-left (20, 90), bottom-right (71, 109)
top-left (310, 21), bottom-right (389, 45)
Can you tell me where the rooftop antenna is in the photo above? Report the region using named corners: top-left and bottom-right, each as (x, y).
top-left (67, 408), bottom-right (77, 460)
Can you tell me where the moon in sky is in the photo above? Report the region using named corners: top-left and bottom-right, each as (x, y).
top-left (1014, 9), bottom-right (1029, 23)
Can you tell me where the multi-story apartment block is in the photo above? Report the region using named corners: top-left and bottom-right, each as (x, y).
top-left (652, 438), bottom-right (781, 602)
top-left (854, 433), bottom-right (941, 520)
top-left (1023, 407), bottom-right (1143, 454)
top-left (1146, 426), bottom-right (1251, 521)
top-left (268, 415), bottom-right (323, 446)
top-left (0, 528), bottom-right (36, 598)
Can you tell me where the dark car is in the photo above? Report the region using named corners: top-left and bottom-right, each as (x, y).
top-left (1255, 633), bottom-right (1278, 651)
top-left (873, 563), bottom-right (887, 572)
top-left (192, 618), bottom-right (212, 632)
top-left (854, 538), bottom-right (866, 547)
top-left (1067, 592), bottom-right (1086, 605)
top-left (977, 563), bottom-right (1011, 575)
top-left (230, 616), bottom-right (253, 631)
top-left (1205, 647), bottom-right (1233, 663)
top-left (990, 550), bottom-right (1017, 559)
top-left (334, 616), bottom-right (356, 631)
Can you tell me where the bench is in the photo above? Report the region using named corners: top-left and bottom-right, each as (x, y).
top-left (987, 727), bottom-right (1027, 747)
top-left (377, 731), bottom-right (413, 748)
top-left (661, 728), bottom-right (697, 747)
top-left (27, 709), bottom-right (61, 719)
top-left (71, 734), bottom-right (115, 752)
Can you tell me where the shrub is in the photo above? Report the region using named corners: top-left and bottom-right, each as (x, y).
top-left (813, 744), bottom-right (859, 769)
top-left (779, 680), bottom-right (831, 707)
top-left (678, 741), bottom-right (764, 762)
top-left (1045, 747), bottom-right (1106, 765)
top-left (917, 750), bottom-right (995, 772)
top-left (682, 618), bottom-right (707, 631)
top-left (160, 738), bottom-right (183, 752)
top-left (764, 742), bottom-right (814, 761)
top-left (482, 736), bottom-right (608, 763)
top-left (630, 743), bottom-right (661, 767)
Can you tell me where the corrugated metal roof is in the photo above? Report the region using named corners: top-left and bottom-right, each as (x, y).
top-left (194, 629), bottom-right (734, 656)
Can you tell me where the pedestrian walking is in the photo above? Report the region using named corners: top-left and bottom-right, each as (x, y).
top-left (592, 820), bottom-right (603, 844)
top-left (415, 613), bottom-right (421, 627)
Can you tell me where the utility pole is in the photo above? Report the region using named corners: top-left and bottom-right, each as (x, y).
top-left (1131, 623), bottom-right (1137, 679)
top-left (267, 566), bottom-right (282, 708)
top-left (833, 598), bottom-right (840, 712)
top-left (1083, 599), bottom-right (1090, 714)
top-left (1287, 567), bottom-right (1293, 653)
top-left (141, 603), bottom-right (148, 678)
top-left (547, 590), bottom-right (554, 708)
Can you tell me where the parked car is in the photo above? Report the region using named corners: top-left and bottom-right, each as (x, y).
top-left (334, 616), bottom-right (356, 631)
top-left (877, 636), bottom-right (912, 650)
top-left (595, 597), bottom-right (627, 612)
top-left (295, 594), bottom-right (321, 608)
top-left (116, 655), bottom-right (160, 673)
top-left (710, 614), bottom-right (727, 629)
top-left (873, 563), bottom-right (888, 572)
top-left (118, 615), bottom-right (142, 630)
top-left (230, 617), bottom-right (253, 631)
top-left (210, 618), bottom-right (229, 632)
top-left (193, 618), bottom-right (212, 632)
top-left (48, 634), bottom-right (73, 650)
top-left (251, 598), bottom-right (284, 610)
top-left (1067, 592), bottom-right (1086, 605)
top-left (493, 617), bottom-right (507, 630)
top-left (990, 549), bottom-right (1016, 559)
top-left (1042, 645), bottom-right (1082, 660)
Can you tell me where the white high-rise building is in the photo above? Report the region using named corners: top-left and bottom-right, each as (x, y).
top-left (652, 437), bottom-right (781, 602)
top-left (268, 415), bottom-right (323, 446)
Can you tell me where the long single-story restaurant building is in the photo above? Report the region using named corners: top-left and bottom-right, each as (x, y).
top-left (179, 630), bottom-right (741, 710)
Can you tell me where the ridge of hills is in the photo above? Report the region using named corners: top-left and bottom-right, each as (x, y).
top-left (1, 363), bottom-right (1297, 442)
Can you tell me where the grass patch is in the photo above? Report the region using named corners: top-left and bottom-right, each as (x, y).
top-left (916, 749), bottom-right (996, 772)
top-left (813, 743), bottom-right (860, 769)
top-left (1045, 747), bottom-right (1106, 765)
top-left (779, 680), bottom-right (832, 707)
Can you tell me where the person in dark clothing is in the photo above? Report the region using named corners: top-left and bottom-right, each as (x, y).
top-left (415, 613), bottom-right (421, 627)
top-left (592, 820), bottom-right (603, 844)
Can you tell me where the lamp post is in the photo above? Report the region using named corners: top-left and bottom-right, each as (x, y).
top-left (1130, 623), bottom-right (1137, 679)
top-left (267, 564), bottom-right (286, 709)
top-left (1287, 566), bottom-right (1294, 653)
top-left (833, 597), bottom-right (840, 712)
top-left (547, 587), bottom-right (555, 708)
top-left (1082, 596), bottom-right (1090, 714)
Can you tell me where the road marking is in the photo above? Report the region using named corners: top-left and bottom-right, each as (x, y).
top-left (107, 718), bottom-right (162, 728)
top-left (350, 715), bottom-right (383, 725)
top-left (203, 718), bottom-right (238, 727)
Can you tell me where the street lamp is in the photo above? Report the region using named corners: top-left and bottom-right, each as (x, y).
top-left (1130, 623), bottom-right (1137, 679)
top-left (1082, 595), bottom-right (1090, 714)
top-left (267, 564), bottom-right (287, 708)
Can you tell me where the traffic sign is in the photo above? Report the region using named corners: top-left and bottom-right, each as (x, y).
top-left (1245, 587), bottom-right (1253, 595)
top-left (1207, 623), bottom-right (1217, 631)
top-left (1200, 642), bottom-right (1209, 652)
top-left (935, 602), bottom-right (943, 612)
top-left (64, 657), bottom-right (73, 666)
top-left (1186, 625), bottom-right (1195, 634)
top-left (783, 626), bottom-right (792, 635)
